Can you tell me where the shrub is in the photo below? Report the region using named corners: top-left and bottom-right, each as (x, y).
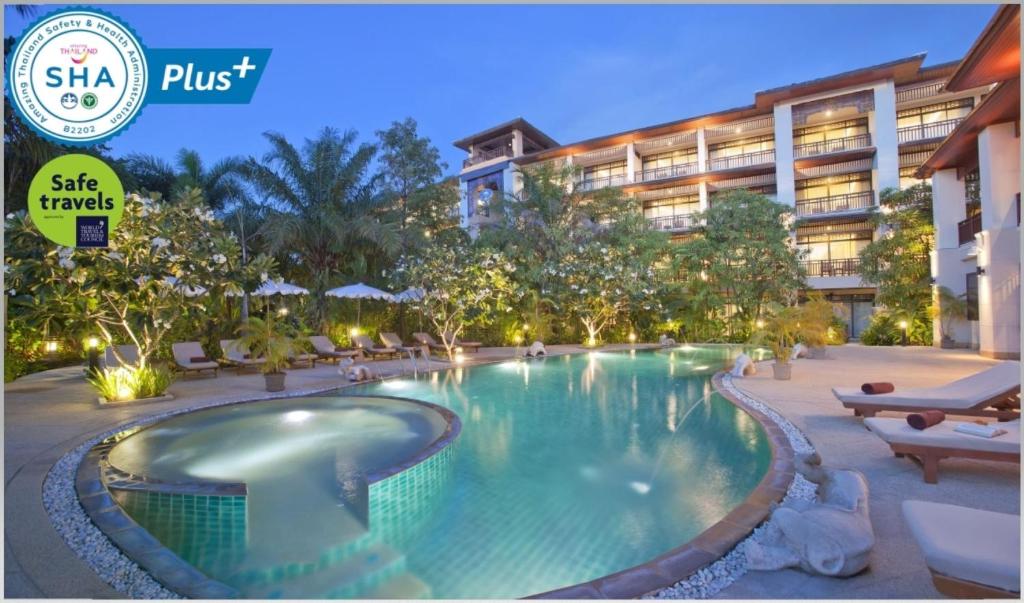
top-left (87, 365), bottom-right (175, 401)
top-left (860, 311), bottom-right (931, 346)
top-left (827, 315), bottom-right (849, 345)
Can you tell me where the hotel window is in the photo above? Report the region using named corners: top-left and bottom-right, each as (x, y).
top-left (708, 134), bottom-right (774, 159)
top-left (899, 167), bottom-right (928, 191)
top-left (965, 272), bottom-right (979, 321)
top-left (964, 168), bottom-right (981, 212)
top-left (796, 172), bottom-right (872, 201)
top-left (582, 160), bottom-right (627, 184)
top-left (793, 118), bottom-right (869, 146)
top-left (643, 195), bottom-right (699, 220)
top-left (896, 98), bottom-right (974, 129)
top-left (641, 148), bottom-right (698, 172)
top-left (796, 227), bottom-right (872, 262)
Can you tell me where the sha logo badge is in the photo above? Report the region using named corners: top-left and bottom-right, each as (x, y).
top-left (7, 8), bottom-right (148, 145)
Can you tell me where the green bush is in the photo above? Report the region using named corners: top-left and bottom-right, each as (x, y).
top-left (827, 315), bottom-right (849, 345)
top-left (87, 365), bottom-right (175, 401)
top-left (860, 311), bottom-right (931, 346)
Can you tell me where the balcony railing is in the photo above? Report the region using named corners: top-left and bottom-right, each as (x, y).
top-left (577, 174), bottom-right (628, 192)
top-left (648, 214), bottom-right (701, 232)
top-left (958, 213), bottom-right (982, 246)
top-left (795, 191), bottom-right (874, 217)
top-left (803, 258), bottom-right (862, 277)
top-left (895, 81), bottom-right (945, 104)
top-left (463, 146), bottom-right (513, 169)
top-left (707, 149), bottom-right (775, 172)
top-left (793, 133), bottom-right (872, 159)
top-left (897, 118), bottom-right (963, 144)
top-left (636, 162), bottom-right (700, 183)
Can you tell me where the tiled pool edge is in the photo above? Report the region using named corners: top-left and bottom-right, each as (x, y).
top-left (48, 390), bottom-right (461, 599)
top-left (531, 371), bottom-right (815, 600)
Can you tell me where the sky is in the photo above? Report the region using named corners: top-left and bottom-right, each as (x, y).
top-left (5, 4), bottom-right (997, 178)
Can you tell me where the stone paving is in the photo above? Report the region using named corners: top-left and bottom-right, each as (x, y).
top-left (5, 343), bottom-right (1019, 598)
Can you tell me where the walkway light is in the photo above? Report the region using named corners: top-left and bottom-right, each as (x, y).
top-left (755, 319), bottom-right (765, 329)
top-left (277, 307), bottom-right (289, 317)
top-left (898, 320), bottom-right (908, 347)
top-left (349, 326), bottom-right (360, 337)
top-left (628, 332), bottom-right (637, 343)
top-left (44, 338), bottom-right (59, 356)
top-left (454, 346), bottom-right (465, 365)
top-left (86, 337), bottom-right (101, 375)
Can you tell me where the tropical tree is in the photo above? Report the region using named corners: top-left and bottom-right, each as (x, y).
top-left (122, 148), bottom-right (247, 210)
top-left (676, 189), bottom-right (805, 339)
top-left (241, 128), bottom-right (401, 329)
top-left (4, 189), bottom-right (272, 368)
top-left (858, 184), bottom-right (934, 316)
top-left (394, 240), bottom-right (519, 361)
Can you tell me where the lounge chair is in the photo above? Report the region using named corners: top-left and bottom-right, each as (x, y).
top-left (219, 339), bottom-right (266, 372)
top-left (443, 332), bottom-right (482, 353)
top-left (380, 332), bottom-right (425, 358)
top-left (103, 344), bottom-right (139, 369)
top-left (865, 417), bottom-right (1020, 483)
top-left (171, 342), bottom-right (219, 376)
top-left (831, 361), bottom-right (1020, 419)
top-left (412, 332), bottom-right (447, 353)
top-left (351, 334), bottom-right (401, 360)
top-left (309, 336), bottom-right (361, 364)
top-left (903, 500), bottom-right (1020, 598)
top-left (289, 349), bottom-right (318, 369)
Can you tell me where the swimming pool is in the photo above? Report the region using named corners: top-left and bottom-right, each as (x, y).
top-left (106, 346), bottom-right (772, 598)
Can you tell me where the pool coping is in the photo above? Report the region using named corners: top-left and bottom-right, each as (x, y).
top-left (74, 394), bottom-right (462, 599)
top-left (529, 371), bottom-right (795, 599)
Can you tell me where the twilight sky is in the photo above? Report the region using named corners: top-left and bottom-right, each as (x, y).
top-left (5, 4), bottom-right (997, 177)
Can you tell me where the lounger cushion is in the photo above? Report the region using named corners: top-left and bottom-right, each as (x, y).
top-left (833, 361), bottom-right (1020, 410)
top-left (184, 361), bottom-right (219, 370)
top-left (902, 500), bottom-right (1020, 593)
top-left (865, 418), bottom-right (1020, 454)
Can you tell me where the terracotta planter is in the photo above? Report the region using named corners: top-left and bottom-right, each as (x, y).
top-left (264, 372), bottom-right (286, 392)
top-left (808, 345), bottom-right (828, 359)
top-left (772, 361), bottom-right (792, 381)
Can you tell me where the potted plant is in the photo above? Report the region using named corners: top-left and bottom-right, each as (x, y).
top-left (752, 305), bottom-right (801, 380)
top-left (931, 286), bottom-right (968, 349)
top-left (236, 316), bottom-right (295, 392)
top-left (799, 292), bottom-right (835, 359)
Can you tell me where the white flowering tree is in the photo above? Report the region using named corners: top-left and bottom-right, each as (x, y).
top-left (394, 240), bottom-right (519, 361)
top-left (5, 188), bottom-right (271, 367)
top-left (544, 240), bottom-right (662, 345)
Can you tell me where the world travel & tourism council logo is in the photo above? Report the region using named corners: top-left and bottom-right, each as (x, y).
top-left (7, 8), bottom-right (148, 145)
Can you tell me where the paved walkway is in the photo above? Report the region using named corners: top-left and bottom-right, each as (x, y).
top-left (717, 344), bottom-right (1019, 599)
top-left (5, 344), bottom-right (1019, 598)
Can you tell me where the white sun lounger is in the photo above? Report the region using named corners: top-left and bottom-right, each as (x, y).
top-left (903, 500), bottom-right (1020, 598)
top-left (832, 361), bottom-right (1020, 419)
top-left (171, 342), bottom-right (219, 376)
top-left (219, 339), bottom-right (266, 372)
top-left (865, 417), bottom-right (1020, 483)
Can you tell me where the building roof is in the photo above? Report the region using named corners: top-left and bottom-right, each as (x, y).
top-left (452, 118), bottom-right (559, 152)
top-left (470, 54), bottom-right (958, 166)
top-left (944, 4), bottom-right (1020, 92)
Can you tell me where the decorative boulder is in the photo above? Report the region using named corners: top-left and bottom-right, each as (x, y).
top-left (746, 452), bottom-right (874, 577)
top-left (730, 353), bottom-right (757, 378)
top-left (790, 343), bottom-right (809, 361)
top-left (525, 341), bottom-right (547, 357)
top-left (659, 335), bottom-right (677, 347)
top-left (338, 358), bottom-right (376, 382)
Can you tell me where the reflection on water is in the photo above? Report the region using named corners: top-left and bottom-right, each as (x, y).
top-left (111, 346), bottom-right (771, 599)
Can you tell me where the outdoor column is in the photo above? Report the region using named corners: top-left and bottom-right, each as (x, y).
top-left (976, 122), bottom-right (1021, 359)
top-left (871, 81), bottom-right (900, 194)
top-left (773, 103), bottom-right (796, 208)
top-left (698, 181), bottom-right (709, 212)
top-left (626, 141), bottom-right (637, 183)
top-left (930, 168), bottom-right (970, 346)
top-left (696, 128), bottom-right (707, 173)
top-left (511, 130), bottom-right (524, 157)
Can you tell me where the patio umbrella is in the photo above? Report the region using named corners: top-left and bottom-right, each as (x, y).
top-left (163, 276), bottom-right (207, 298)
top-left (325, 282), bottom-right (395, 327)
top-left (393, 287), bottom-right (426, 330)
top-left (253, 280), bottom-right (310, 297)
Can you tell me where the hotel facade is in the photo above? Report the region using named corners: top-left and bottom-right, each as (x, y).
top-left (454, 8), bottom-right (1018, 353)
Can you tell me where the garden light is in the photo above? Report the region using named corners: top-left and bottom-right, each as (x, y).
top-left (513, 333), bottom-right (523, 345)
top-left (899, 320), bottom-right (909, 347)
top-left (86, 337), bottom-right (101, 376)
top-left (454, 347), bottom-right (465, 365)
top-left (755, 319), bottom-right (765, 329)
top-left (587, 336), bottom-right (597, 347)
top-left (44, 338), bottom-right (59, 356)
top-left (628, 332), bottom-right (637, 343)
top-left (278, 307), bottom-right (289, 317)
top-left (87, 337), bottom-right (99, 349)
top-left (350, 326), bottom-right (360, 337)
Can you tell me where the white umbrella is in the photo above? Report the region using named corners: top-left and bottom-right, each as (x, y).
top-left (163, 276), bottom-right (207, 298)
top-left (325, 282), bottom-right (395, 326)
top-left (253, 280), bottom-right (309, 296)
top-left (393, 287), bottom-right (425, 303)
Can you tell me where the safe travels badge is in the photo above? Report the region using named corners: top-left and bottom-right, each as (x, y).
top-left (27, 154), bottom-right (125, 247)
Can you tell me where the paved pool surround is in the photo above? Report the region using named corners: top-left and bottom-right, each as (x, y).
top-left (37, 345), bottom-right (795, 599)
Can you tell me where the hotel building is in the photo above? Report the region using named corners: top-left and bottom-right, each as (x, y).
top-left (454, 25), bottom-right (1010, 344)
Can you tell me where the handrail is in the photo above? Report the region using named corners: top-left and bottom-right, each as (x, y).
top-left (803, 258), bottom-right (862, 277)
top-left (795, 191), bottom-right (874, 217)
top-left (793, 133), bottom-right (872, 158)
top-left (576, 174), bottom-right (628, 191)
top-left (957, 213), bottom-right (982, 246)
top-left (897, 118), bottom-right (963, 144)
top-left (463, 146), bottom-right (513, 168)
top-left (647, 214), bottom-right (701, 232)
top-left (636, 162), bottom-right (700, 182)
top-left (707, 149), bottom-right (775, 171)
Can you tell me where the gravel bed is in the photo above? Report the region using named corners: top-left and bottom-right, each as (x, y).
top-left (647, 373), bottom-right (818, 599)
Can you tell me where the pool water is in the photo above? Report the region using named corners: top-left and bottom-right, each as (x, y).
top-left (109, 346), bottom-right (772, 598)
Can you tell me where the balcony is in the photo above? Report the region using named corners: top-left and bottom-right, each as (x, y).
top-left (897, 118), bottom-right (963, 144)
top-left (958, 213), bottom-right (982, 246)
top-left (577, 174), bottom-right (628, 192)
top-left (795, 191), bottom-right (874, 217)
top-left (648, 214), bottom-right (701, 232)
top-left (463, 146), bottom-right (513, 169)
top-left (636, 162), bottom-right (700, 183)
top-left (707, 149), bottom-right (775, 172)
top-left (895, 81), bottom-right (945, 104)
top-left (793, 134), bottom-right (872, 159)
top-left (803, 258), bottom-right (861, 277)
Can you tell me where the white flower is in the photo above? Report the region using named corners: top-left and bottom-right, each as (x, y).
top-left (212, 254), bottom-right (227, 265)
top-left (135, 275), bottom-right (150, 286)
top-left (57, 246), bottom-right (74, 258)
top-left (107, 252), bottom-right (124, 261)
top-left (152, 237), bottom-right (170, 249)
top-left (7, 289), bottom-right (15, 296)
top-left (5, 213), bottom-right (13, 220)
top-left (58, 258), bottom-right (76, 270)
top-left (260, 272), bottom-right (268, 282)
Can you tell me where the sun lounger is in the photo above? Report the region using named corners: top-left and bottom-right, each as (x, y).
top-left (103, 344), bottom-right (139, 369)
top-left (832, 361), bottom-right (1020, 419)
top-left (903, 500), bottom-right (1020, 598)
top-left (413, 332), bottom-right (448, 353)
top-left (865, 417), bottom-right (1020, 483)
top-left (380, 332), bottom-right (425, 358)
top-left (443, 332), bottom-right (482, 353)
top-left (171, 342), bottom-right (219, 376)
top-left (219, 339), bottom-right (266, 372)
top-left (351, 334), bottom-right (401, 360)
top-left (289, 351), bottom-right (318, 368)
top-left (309, 336), bottom-right (361, 364)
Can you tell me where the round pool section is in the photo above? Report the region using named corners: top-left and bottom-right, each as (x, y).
top-left (104, 346), bottom-right (772, 599)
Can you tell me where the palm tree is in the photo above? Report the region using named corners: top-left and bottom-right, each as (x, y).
top-left (241, 128), bottom-right (401, 329)
top-left (123, 149), bottom-right (246, 210)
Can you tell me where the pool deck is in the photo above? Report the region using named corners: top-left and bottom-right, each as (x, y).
top-left (4, 343), bottom-right (1020, 598)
